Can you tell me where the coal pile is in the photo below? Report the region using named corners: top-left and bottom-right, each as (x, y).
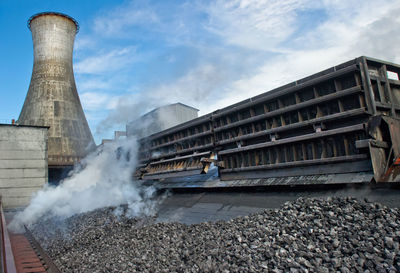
top-left (30, 197), bottom-right (400, 272)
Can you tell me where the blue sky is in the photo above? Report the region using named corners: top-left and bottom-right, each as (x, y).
top-left (1, 0), bottom-right (400, 144)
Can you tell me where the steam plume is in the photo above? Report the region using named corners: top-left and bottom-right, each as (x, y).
top-left (10, 137), bottom-right (157, 232)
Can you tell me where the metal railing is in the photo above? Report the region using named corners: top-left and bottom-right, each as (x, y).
top-left (0, 199), bottom-right (17, 273)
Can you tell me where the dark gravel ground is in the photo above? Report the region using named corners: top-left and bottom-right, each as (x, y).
top-left (31, 197), bottom-right (400, 273)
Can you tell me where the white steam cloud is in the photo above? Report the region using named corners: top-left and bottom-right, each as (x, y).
top-left (10, 137), bottom-right (158, 232)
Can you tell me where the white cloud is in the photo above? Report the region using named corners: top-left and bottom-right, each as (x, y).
top-left (351, 6), bottom-right (400, 63)
top-left (77, 78), bottom-right (112, 91)
top-left (75, 46), bottom-right (137, 74)
top-left (74, 36), bottom-right (97, 51)
top-left (93, 2), bottom-right (159, 37)
top-left (151, 64), bottom-right (227, 105)
top-left (80, 92), bottom-right (118, 111)
top-left (204, 0), bottom-right (314, 51)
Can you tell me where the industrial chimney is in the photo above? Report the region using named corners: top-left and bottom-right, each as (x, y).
top-left (19, 12), bottom-right (95, 180)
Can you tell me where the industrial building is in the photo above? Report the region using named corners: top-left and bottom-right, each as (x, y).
top-left (136, 56), bottom-right (400, 186)
top-left (0, 12), bottom-right (95, 208)
top-left (18, 12), bottom-right (95, 182)
top-left (126, 103), bottom-right (199, 138)
top-left (0, 124), bottom-right (48, 208)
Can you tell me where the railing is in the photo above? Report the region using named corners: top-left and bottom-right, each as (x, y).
top-left (0, 198), bottom-right (17, 273)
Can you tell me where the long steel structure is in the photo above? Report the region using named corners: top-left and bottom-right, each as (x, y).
top-left (136, 57), bottom-right (400, 187)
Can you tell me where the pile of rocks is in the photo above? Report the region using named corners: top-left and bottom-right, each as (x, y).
top-left (31, 197), bottom-right (400, 272)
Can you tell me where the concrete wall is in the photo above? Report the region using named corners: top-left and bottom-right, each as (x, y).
top-left (19, 13), bottom-right (95, 167)
top-left (127, 103), bottom-right (199, 138)
top-left (157, 104), bottom-right (199, 130)
top-left (0, 125), bottom-right (48, 208)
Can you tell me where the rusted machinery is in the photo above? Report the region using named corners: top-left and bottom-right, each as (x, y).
top-left (136, 56), bottom-right (400, 188)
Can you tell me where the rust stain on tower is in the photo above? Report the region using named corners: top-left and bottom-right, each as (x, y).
top-left (18, 12), bottom-right (95, 168)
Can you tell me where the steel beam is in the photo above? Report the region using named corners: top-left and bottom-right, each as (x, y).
top-left (214, 86), bottom-right (362, 132)
top-left (220, 159), bottom-right (372, 180)
top-left (213, 64), bottom-right (359, 118)
top-left (217, 108), bottom-right (367, 145)
top-left (218, 124), bottom-right (365, 155)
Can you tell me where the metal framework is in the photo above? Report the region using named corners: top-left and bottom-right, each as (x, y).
top-left (136, 56), bottom-right (400, 186)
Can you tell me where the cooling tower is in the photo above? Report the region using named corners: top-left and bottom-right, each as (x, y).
top-left (18, 12), bottom-right (95, 169)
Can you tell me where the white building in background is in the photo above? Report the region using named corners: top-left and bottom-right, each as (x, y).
top-left (126, 103), bottom-right (199, 138)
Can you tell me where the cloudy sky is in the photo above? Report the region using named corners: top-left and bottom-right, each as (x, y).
top-left (1, 0), bottom-right (399, 144)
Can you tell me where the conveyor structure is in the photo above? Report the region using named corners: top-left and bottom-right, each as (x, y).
top-left (135, 57), bottom-right (400, 188)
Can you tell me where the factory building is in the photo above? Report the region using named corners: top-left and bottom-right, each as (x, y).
top-left (0, 124), bottom-right (48, 208)
top-left (18, 12), bottom-right (95, 182)
top-left (1, 12), bottom-right (198, 207)
top-left (126, 103), bottom-right (199, 138)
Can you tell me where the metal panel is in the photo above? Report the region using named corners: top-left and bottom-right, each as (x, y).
top-left (220, 160), bottom-right (372, 180)
top-left (218, 124), bottom-right (365, 155)
top-left (143, 168), bottom-right (204, 180)
top-left (217, 108), bottom-right (367, 145)
top-left (214, 86), bottom-right (362, 132)
top-left (145, 172), bottom-right (373, 189)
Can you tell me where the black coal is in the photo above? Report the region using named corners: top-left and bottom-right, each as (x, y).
top-left (31, 197), bottom-right (400, 272)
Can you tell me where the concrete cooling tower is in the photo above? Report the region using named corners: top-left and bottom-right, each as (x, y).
top-left (18, 12), bottom-right (95, 177)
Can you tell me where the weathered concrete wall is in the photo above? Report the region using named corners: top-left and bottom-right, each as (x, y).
top-left (0, 125), bottom-right (48, 208)
top-left (127, 103), bottom-right (199, 138)
top-left (19, 13), bottom-right (95, 167)
top-left (158, 103), bottom-right (199, 130)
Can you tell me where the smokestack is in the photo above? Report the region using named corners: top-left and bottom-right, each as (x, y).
top-left (18, 12), bottom-right (95, 168)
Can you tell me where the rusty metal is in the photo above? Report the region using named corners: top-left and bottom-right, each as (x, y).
top-left (10, 233), bottom-right (46, 273)
top-left (200, 157), bottom-right (225, 168)
top-left (143, 169), bottom-right (204, 180)
top-left (0, 199), bottom-right (17, 273)
top-left (382, 156), bottom-right (400, 182)
top-left (367, 115), bottom-right (400, 182)
top-left (141, 151), bottom-right (213, 180)
top-left (136, 56), bottom-right (400, 187)
top-left (24, 226), bottom-right (61, 273)
top-left (143, 172), bottom-right (372, 189)
top-left (218, 124), bottom-right (365, 155)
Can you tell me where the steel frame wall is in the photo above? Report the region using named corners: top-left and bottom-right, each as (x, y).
top-left (136, 56), bottom-right (400, 184)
